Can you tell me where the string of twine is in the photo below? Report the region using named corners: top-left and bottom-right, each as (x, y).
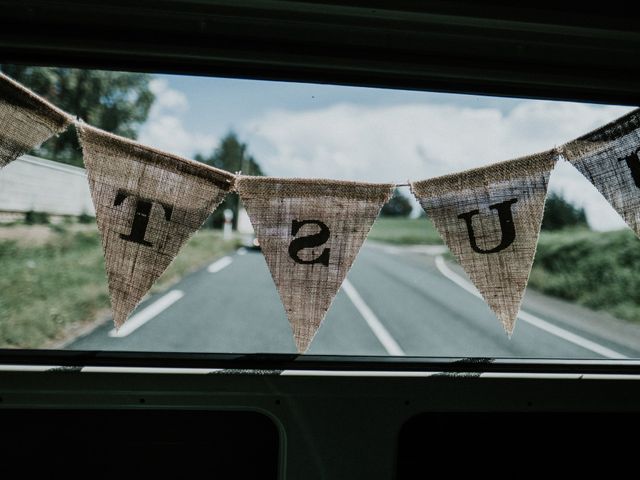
top-left (70, 122), bottom-right (562, 190)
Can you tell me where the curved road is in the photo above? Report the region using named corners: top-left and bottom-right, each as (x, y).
top-left (69, 243), bottom-right (640, 359)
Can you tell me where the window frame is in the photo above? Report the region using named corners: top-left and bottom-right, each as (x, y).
top-left (1, 1), bottom-right (639, 374)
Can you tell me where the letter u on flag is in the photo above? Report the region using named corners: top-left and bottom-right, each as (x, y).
top-left (563, 108), bottom-right (640, 237)
top-left (411, 151), bottom-right (558, 334)
top-left (237, 177), bottom-right (394, 352)
top-left (77, 124), bottom-right (235, 328)
top-left (0, 72), bottom-right (72, 168)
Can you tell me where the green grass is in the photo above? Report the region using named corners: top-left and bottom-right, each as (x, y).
top-left (368, 217), bottom-right (443, 245)
top-left (0, 225), bottom-right (238, 348)
top-left (530, 228), bottom-right (640, 322)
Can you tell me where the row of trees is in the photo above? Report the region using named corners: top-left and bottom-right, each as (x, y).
top-left (541, 192), bottom-right (588, 231)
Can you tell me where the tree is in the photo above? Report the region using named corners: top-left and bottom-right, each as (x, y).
top-left (0, 65), bottom-right (154, 167)
top-left (381, 189), bottom-right (413, 217)
top-left (195, 132), bottom-right (264, 228)
top-left (542, 192), bottom-right (589, 230)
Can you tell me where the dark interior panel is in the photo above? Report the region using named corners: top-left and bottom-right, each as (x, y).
top-left (0, 409), bottom-right (279, 479)
top-left (398, 412), bottom-right (639, 477)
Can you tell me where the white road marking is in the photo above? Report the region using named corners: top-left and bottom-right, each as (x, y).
top-left (434, 256), bottom-right (628, 359)
top-left (236, 248), bottom-right (247, 255)
top-left (108, 290), bottom-right (184, 338)
top-left (207, 256), bottom-right (233, 273)
top-left (342, 279), bottom-right (405, 356)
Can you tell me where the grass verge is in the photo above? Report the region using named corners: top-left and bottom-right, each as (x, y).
top-left (0, 225), bottom-right (238, 348)
top-left (529, 228), bottom-right (640, 323)
top-left (368, 217), bottom-right (442, 245)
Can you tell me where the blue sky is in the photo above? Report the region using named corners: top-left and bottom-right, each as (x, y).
top-left (137, 73), bottom-right (634, 231)
top-left (164, 75), bottom-right (525, 133)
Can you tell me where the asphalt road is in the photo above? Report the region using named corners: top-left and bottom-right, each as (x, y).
top-left (69, 243), bottom-right (640, 358)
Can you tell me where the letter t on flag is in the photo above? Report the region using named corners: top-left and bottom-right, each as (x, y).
top-left (237, 177), bottom-right (394, 353)
top-left (78, 124), bottom-right (235, 328)
top-left (411, 151), bottom-right (557, 335)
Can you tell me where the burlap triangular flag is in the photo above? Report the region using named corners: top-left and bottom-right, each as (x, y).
top-left (411, 151), bottom-right (558, 334)
top-left (236, 176), bottom-right (394, 352)
top-left (563, 108), bottom-right (640, 237)
top-left (77, 124), bottom-right (235, 328)
top-left (0, 72), bottom-right (72, 168)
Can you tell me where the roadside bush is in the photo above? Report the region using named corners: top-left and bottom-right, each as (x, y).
top-left (530, 228), bottom-right (640, 322)
top-left (541, 192), bottom-right (588, 231)
top-left (78, 211), bottom-right (94, 224)
top-left (24, 210), bottom-right (50, 225)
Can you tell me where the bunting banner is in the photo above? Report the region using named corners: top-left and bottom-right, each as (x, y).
top-left (236, 176), bottom-right (394, 352)
top-left (562, 108), bottom-right (640, 238)
top-left (2, 71), bottom-right (640, 351)
top-left (0, 72), bottom-right (72, 168)
top-left (77, 124), bottom-right (235, 328)
top-left (411, 151), bottom-right (558, 334)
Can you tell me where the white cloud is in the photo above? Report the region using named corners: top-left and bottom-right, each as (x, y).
top-left (149, 78), bottom-right (188, 112)
top-left (246, 101), bottom-right (633, 230)
top-left (138, 79), bottom-right (218, 158)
